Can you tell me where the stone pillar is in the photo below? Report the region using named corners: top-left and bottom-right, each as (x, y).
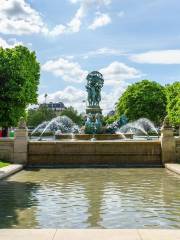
top-left (161, 116), bottom-right (176, 165)
top-left (13, 118), bottom-right (28, 165)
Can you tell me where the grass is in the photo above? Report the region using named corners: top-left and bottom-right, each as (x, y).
top-left (0, 161), bottom-right (10, 168)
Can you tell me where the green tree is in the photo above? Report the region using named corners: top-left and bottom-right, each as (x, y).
top-left (104, 115), bottom-right (117, 125)
top-left (166, 82), bottom-right (180, 126)
top-left (0, 45), bottom-right (40, 136)
top-left (27, 105), bottom-right (56, 127)
top-left (60, 106), bottom-right (84, 126)
top-left (116, 80), bottom-right (167, 125)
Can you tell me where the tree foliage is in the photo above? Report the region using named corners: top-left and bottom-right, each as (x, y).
top-left (0, 45), bottom-right (40, 129)
top-left (104, 115), bottom-right (117, 125)
top-left (166, 82), bottom-right (180, 126)
top-left (27, 105), bottom-right (56, 127)
top-left (116, 80), bottom-right (167, 125)
top-left (60, 106), bottom-right (84, 126)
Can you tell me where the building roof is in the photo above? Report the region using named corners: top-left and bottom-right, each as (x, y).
top-left (40, 102), bottom-right (66, 110)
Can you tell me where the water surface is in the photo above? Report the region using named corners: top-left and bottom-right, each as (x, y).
top-left (0, 168), bottom-right (180, 228)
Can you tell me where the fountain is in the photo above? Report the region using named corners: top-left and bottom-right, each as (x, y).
top-left (30, 71), bottom-right (159, 141)
top-left (27, 71), bottom-right (162, 166)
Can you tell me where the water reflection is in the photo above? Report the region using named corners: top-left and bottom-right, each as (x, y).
top-left (0, 168), bottom-right (180, 228)
top-left (0, 180), bottom-right (39, 228)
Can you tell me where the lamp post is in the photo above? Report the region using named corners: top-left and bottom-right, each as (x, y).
top-left (44, 93), bottom-right (48, 105)
top-left (82, 100), bottom-right (86, 109)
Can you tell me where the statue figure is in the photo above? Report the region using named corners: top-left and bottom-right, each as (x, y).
top-left (86, 71), bottom-right (104, 107)
top-left (162, 115), bottom-right (172, 129)
top-left (86, 85), bottom-right (92, 106)
top-left (95, 113), bottom-right (102, 134)
top-left (18, 117), bottom-right (27, 129)
top-left (118, 114), bottom-right (128, 127)
top-left (85, 114), bottom-right (94, 134)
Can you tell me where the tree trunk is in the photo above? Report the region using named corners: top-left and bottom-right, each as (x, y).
top-left (2, 127), bottom-right (8, 137)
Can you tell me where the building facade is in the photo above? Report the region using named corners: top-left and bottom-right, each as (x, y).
top-left (40, 102), bottom-right (66, 112)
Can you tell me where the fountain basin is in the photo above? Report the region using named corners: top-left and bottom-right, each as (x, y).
top-left (1, 168), bottom-right (180, 228)
top-left (28, 140), bottom-right (161, 167)
top-left (55, 133), bottom-right (134, 141)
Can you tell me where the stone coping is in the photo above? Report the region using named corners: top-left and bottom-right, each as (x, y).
top-left (0, 164), bottom-right (23, 180)
top-left (165, 163), bottom-right (180, 175)
top-left (0, 138), bottom-right (14, 142)
top-left (29, 140), bottom-right (160, 144)
top-left (0, 229), bottom-right (180, 240)
top-left (55, 133), bottom-right (134, 140)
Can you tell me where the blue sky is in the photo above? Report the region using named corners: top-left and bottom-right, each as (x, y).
top-left (0, 0), bottom-right (180, 113)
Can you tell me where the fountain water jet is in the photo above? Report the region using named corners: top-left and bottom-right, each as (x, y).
top-left (31, 116), bottom-right (79, 140)
top-left (119, 118), bottom-right (158, 136)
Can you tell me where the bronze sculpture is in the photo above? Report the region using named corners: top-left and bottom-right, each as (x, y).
top-left (85, 71), bottom-right (104, 134)
top-left (86, 71), bottom-right (104, 108)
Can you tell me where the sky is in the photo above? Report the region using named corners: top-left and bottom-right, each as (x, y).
top-left (0, 0), bottom-right (180, 114)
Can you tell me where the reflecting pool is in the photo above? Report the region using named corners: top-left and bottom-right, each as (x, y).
top-left (0, 168), bottom-right (180, 228)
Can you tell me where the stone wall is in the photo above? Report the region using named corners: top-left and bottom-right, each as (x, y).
top-left (0, 139), bottom-right (14, 162)
top-left (0, 136), bottom-right (178, 166)
top-left (176, 137), bottom-right (180, 162)
top-left (28, 140), bottom-right (162, 166)
top-left (0, 128), bottom-right (28, 164)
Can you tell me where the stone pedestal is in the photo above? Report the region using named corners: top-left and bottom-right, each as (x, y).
top-left (14, 128), bottom-right (28, 164)
top-left (86, 106), bottom-right (102, 115)
top-left (161, 128), bottom-right (176, 165)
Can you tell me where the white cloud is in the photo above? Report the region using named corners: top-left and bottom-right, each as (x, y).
top-left (100, 61), bottom-right (142, 86)
top-left (101, 87), bottom-right (126, 113)
top-left (0, 0), bottom-right (112, 36)
top-left (0, 0), bottom-right (48, 35)
top-left (48, 25), bottom-right (66, 37)
top-left (40, 60), bottom-right (142, 113)
top-left (0, 37), bottom-right (13, 48)
top-left (54, 0), bottom-right (111, 36)
top-left (0, 37), bottom-right (23, 48)
top-left (89, 12), bottom-right (111, 30)
top-left (41, 57), bottom-right (141, 113)
top-left (83, 47), bottom-right (127, 59)
top-left (39, 86), bottom-right (86, 112)
top-left (42, 57), bottom-right (141, 87)
top-left (38, 85), bottom-right (125, 114)
top-left (100, 62), bottom-right (141, 111)
top-left (48, 1), bottom-right (87, 36)
top-left (42, 58), bottom-right (88, 83)
top-left (130, 50), bottom-right (180, 64)
top-left (0, 0), bottom-right (76, 36)
top-left (67, 2), bottom-right (86, 33)
top-left (70, 0), bottom-right (111, 6)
